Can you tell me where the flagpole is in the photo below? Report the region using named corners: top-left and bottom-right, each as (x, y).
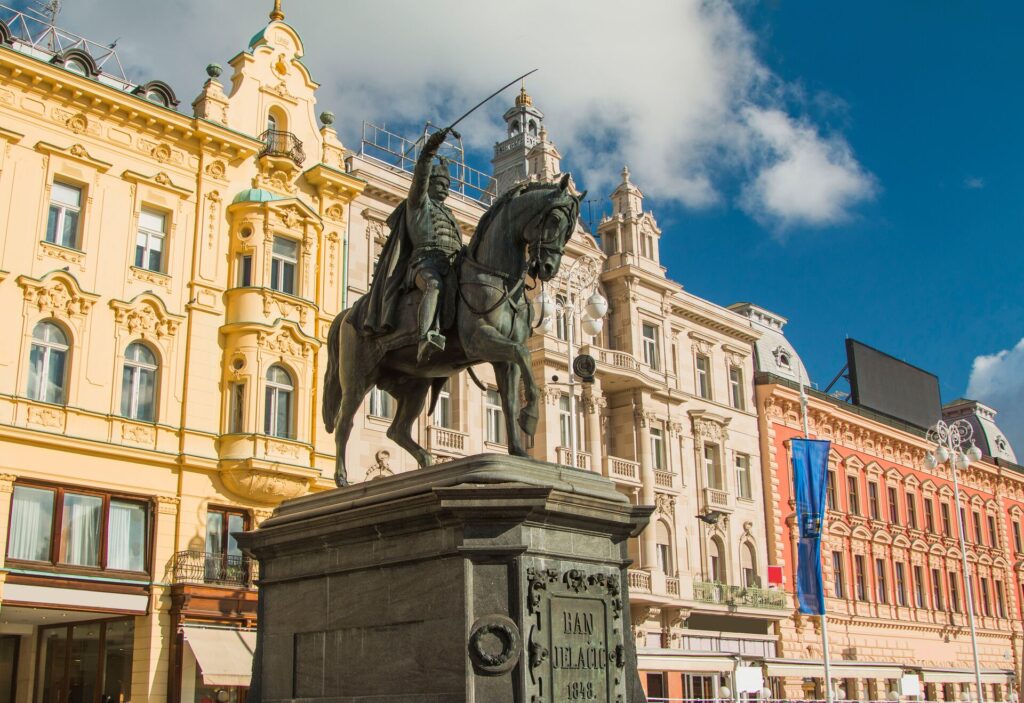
top-left (800, 369), bottom-right (834, 703)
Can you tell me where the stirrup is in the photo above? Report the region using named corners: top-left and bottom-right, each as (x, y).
top-left (417, 331), bottom-right (446, 363)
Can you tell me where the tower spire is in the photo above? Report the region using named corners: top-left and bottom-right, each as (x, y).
top-left (270, 0), bottom-right (284, 22)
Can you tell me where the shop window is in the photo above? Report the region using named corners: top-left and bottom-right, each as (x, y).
top-left (28, 320), bottom-right (69, 404)
top-left (135, 208), bottom-right (167, 272)
top-left (36, 619), bottom-right (134, 703)
top-left (46, 181), bottom-right (83, 249)
top-left (121, 342), bottom-right (158, 421)
top-left (7, 484), bottom-right (148, 573)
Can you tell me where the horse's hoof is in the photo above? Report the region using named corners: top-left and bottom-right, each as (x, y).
top-left (518, 408), bottom-right (539, 436)
top-left (510, 446), bottom-right (530, 458)
top-left (418, 453), bottom-right (434, 468)
top-left (335, 475), bottom-right (349, 488)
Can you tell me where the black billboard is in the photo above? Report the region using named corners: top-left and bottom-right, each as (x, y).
top-left (846, 339), bottom-right (942, 430)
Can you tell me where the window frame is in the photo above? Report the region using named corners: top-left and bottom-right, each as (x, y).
top-left (264, 364), bottom-right (295, 439)
top-left (641, 323), bottom-right (660, 371)
top-left (987, 514), bottom-right (997, 548)
top-left (868, 481), bottom-right (880, 520)
top-left (875, 558), bottom-right (888, 604)
top-left (854, 554), bottom-right (867, 601)
top-left (924, 498), bottom-right (935, 532)
top-left (6, 480), bottom-right (152, 576)
top-left (45, 179), bottom-right (84, 250)
top-left (728, 365), bottom-right (744, 410)
top-left (913, 565), bottom-right (925, 608)
top-left (695, 353), bottom-right (711, 399)
top-left (895, 562), bottom-right (907, 606)
top-left (270, 235), bottom-right (299, 296)
top-left (832, 551), bottom-right (846, 599)
top-left (906, 492), bottom-right (918, 529)
top-left (847, 476), bottom-right (861, 516)
top-left (972, 509), bottom-right (983, 544)
top-left (27, 320), bottom-right (70, 405)
top-left (941, 502), bottom-right (952, 536)
top-left (368, 386), bottom-right (394, 420)
top-left (735, 453), bottom-right (752, 500)
top-left (120, 342), bottom-right (158, 422)
top-left (887, 485), bottom-right (899, 524)
top-left (134, 206), bottom-right (168, 273)
top-left (432, 379), bottom-right (453, 429)
top-left (703, 443), bottom-right (722, 491)
top-left (826, 470), bottom-right (837, 510)
top-left (485, 388), bottom-right (505, 445)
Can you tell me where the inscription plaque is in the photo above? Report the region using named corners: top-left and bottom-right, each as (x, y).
top-left (525, 565), bottom-right (625, 703)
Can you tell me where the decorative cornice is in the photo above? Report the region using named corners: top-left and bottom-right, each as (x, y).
top-left (109, 293), bottom-right (184, 340)
top-left (34, 140), bottom-right (112, 172)
top-left (122, 169), bottom-right (193, 198)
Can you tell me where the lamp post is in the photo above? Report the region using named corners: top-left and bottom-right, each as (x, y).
top-left (925, 419), bottom-right (985, 702)
top-left (532, 254), bottom-right (606, 468)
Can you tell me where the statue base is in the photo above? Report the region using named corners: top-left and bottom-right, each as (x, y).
top-left (238, 454), bottom-right (652, 703)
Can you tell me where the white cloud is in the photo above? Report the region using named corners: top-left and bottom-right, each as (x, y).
top-left (54, 0), bottom-right (875, 231)
top-left (964, 176), bottom-right (985, 190)
top-left (966, 338), bottom-right (1024, 456)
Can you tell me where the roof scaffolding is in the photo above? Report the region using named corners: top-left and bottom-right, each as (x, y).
top-left (360, 121), bottom-right (497, 206)
top-left (0, 2), bottom-right (132, 89)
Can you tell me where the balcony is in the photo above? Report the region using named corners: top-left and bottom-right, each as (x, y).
top-left (693, 580), bottom-right (786, 609)
top-left (628, 569), bottom-right (652, 593)
top-left (426, 425), bottom-right (470, 457)
top-left (172, 550), bottom-right (256, 589)
top-left (701, 486), bottom-right (734, 513)
top-left (556, 446), bottom-right (592, 471)
top-left (258, 129), bottom-right (306, 166)
top-left (654, 470), bottom-right (675, 489)
top-left (605, 455), bottom-right (641, 486)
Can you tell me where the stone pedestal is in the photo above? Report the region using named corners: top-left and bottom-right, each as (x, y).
top-left (238, 454), bottom-right (652, 703)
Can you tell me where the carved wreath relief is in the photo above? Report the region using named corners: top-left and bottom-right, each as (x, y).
top-left (525, 565), bottom-right (625, 703)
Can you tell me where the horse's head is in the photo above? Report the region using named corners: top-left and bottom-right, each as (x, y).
top-left (523, 173), bottom-right (585, 281)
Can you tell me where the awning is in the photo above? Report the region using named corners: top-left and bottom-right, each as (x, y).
top-left (638, 649), bottom-right (742, 673)
top-left (182, 626), bottom-right (257, 687)
top-left (763, 659), bottom-right (905, 680)
top-left (919, 669), bottom-right (1013, 685)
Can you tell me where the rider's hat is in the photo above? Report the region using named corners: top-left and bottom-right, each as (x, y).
top-left (430, 157), bottom-right (451, 181)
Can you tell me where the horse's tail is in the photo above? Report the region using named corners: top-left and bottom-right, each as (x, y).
top-left (322, 312), bottom-right (345, 433)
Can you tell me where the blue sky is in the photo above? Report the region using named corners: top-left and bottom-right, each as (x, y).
top-left (21, 0), bottom-right (1023, 450)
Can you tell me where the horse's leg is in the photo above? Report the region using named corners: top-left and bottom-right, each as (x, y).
top-left (465, 324), bottom-right (540, 436)
top-left (386, 379), bottom-right (434, 468)
top-left (333, 322), bottom-right (375, 487)
top-left (494, 362), bottom-right (528, 457)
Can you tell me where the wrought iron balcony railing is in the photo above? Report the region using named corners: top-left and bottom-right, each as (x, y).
top-left (258, 129), bottom-right (305, 166)
top-left (693, 580), bottom-right (786, 609)
top-left (172, 549), bottom-right (256, 588)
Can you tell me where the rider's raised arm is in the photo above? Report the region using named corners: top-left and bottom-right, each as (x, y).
top-left (408, 128), bottom-right (448, 207)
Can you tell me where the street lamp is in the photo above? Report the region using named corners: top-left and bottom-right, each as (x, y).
top-left (925, 419), bottom-right (985, 702)
top-left (532, 254), bottom-right (606, 468)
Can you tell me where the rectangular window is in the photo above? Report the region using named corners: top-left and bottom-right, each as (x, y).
top-left (657, 543), bottom-right (672, 575)
top-left (980, 577), bottom-right (991, 616)
top-left (887, 486), bottom-right (899, 524)
top-left (931, 568), bottom-right (944, 610)
top-left (704, 444), bottom-right (722, 490)
top-left (995, 580), bottom-right (1006, 618)
top-left (695, 354), bottom-right (711, 399)
top-left (558, 394), bottom-right (583, 451)
top-left (854, 555), bottom-right (867, 601)
top-left (135, 208), bottom-right (166, 272)
top-left (728, 366), bottom-right (744, 410)
top-left (832, 551), bottom-right (845, 598)
top-left (368, 387), bottom-right (394, 419)
top-left (973, 510), bottom-right (983, 544)
top-left (875, 558), bottom-right (888, 603)
top-left (941, 503), bottom-right (952, 536)
top-left (432, 380), bottom-right (453, 429)
top-left (868, 481), bottom-right (880, 520)
top-left (914, 565), bottom-right (925, 608)
top-left (1014, 521), bottom-right (1022, 553)
top-left (205, 507), bottom-right (247, 584)
top-left (735, 454), bottom-right (752, 500)
top-left (46, 181), bottom-right (82, 248)
top-left (228, 381), bottom-right (246, 433)
top-left (826, 470), bottom-right (837, 510)
top-left (485, 389), bottom-right (505, 445)
top-left (641, 324), bottom-right (660, 371)
top-left (650, 426), bottom-right (665, 471)
top-left (847, 476), bottom-right (860, 516)
top-left (270, 236), bottom-right (298, 295)
top-left (237, 254), bottom-right (253, 287)
top-left (925, 498), bottom-right (935, 532)
top-left (987, 515), bottom-right (998, 548)
top-left (7, 484), bottom-right (148, 573)
top-left (895, 562), bottom-right (907, 606)
top-left (907, 492), bottom-right (918, 529)
top-left (949, 572), bottom-right (960, 612)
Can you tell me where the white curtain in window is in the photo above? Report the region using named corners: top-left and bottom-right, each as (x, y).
top-left (62, 493), bottom-right (102, 567)
top-left (107, 501), bottom-right (145, 571)
top-left (9, 486), bottom-right (53, 561)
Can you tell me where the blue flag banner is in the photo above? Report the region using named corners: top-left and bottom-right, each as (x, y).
top-left (791, 438), bottom-right (831, 615)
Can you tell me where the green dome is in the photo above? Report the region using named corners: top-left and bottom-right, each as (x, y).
top-left (232, 188), bottom-right (282, 205)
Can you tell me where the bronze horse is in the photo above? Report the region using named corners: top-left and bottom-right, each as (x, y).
top-left (322, 175), bottom-right (584, 486)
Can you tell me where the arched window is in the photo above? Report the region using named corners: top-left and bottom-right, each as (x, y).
top-left (510, 119), bottom-right (520, 136)
top-left (656, 521), bottom-right (673, 575)
top-left (264, 365), bottom-right (294, 439)
top-left (528, 120), bottom-right (538, 136)
top-left (28, 321), bottom-right (69, 404)
top-left (121, 342), bottom-right (158, 421)
top-left (709, 536), bottom-right (726, 584)
top-left (742, 542), bottom-right (759, 587)
top-left (555, 295), bottom-right (571, 342)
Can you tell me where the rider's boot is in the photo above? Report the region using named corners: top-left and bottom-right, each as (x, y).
top-left (416, 285), bottom-right (446, 364)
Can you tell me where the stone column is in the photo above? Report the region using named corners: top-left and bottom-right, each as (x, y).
top-left (0, 473), bottom-right (16, 603)
top-left (636, 408), bottom-right (657, 571)
top-left (583, 388), bottom-right (604, 473)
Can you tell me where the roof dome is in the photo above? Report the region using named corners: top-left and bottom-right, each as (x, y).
top-left (232, 187), bottom-right (282, 204)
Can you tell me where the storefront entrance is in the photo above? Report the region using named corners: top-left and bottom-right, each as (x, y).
top-left (35, 618), bottom-right (133, 703)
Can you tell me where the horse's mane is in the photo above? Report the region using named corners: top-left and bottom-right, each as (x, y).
top-left (469, 181), bottom-right (566, 253)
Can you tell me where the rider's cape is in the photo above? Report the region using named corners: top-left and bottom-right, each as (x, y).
top-left (359, 201), bottom-right (411, 336)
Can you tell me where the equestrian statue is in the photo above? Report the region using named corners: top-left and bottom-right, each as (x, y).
top-left (321, 119), bottom-right (584, 487)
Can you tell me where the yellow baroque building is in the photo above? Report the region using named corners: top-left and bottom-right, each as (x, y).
top-left (0, 4), bottom-right (788, 703)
